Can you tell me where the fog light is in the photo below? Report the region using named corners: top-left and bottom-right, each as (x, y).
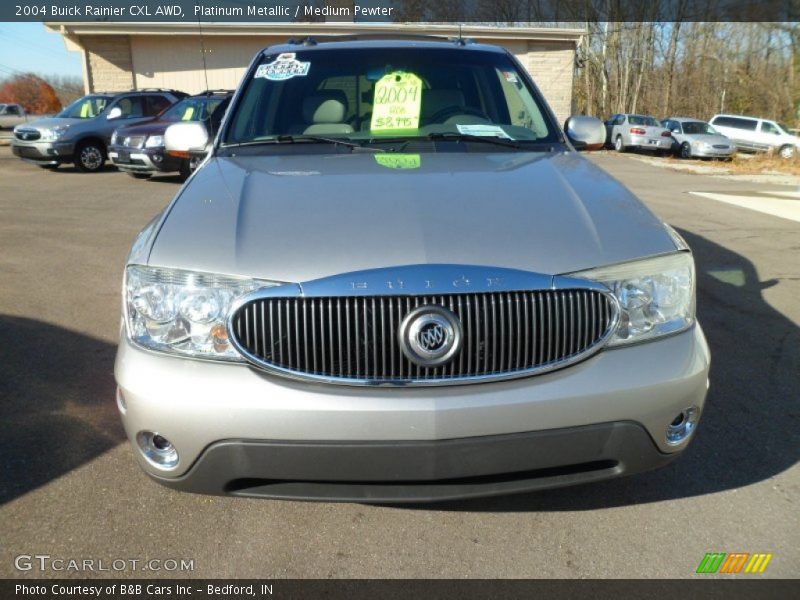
top-left (666, 407), bottom-right (699, 445)
top-left (137, 431), bottom-right (179, 469)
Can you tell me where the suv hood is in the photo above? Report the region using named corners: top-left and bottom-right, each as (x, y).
top-left (113, 118), bottom-right (165, 137)
top-left (147, 151), bottom-right (677, 282)
top-left (18, 116), bottom-right (84, 130)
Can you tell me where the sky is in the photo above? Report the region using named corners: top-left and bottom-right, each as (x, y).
top-left (0, 23), bottom-right (83, 80)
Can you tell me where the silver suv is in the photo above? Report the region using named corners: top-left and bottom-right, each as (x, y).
top-left (116, 38), bottom-right (710, 502)
top-left (11, 89), bottom-right (185, 172)
top-left (709, 114), bottom-right (800, 158)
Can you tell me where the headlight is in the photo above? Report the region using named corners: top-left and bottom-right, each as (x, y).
top-left (570, 252), bottom-right (695, 346)
top-left (40, 126), bottom-right (69, 141)
top-left (110, 130), bottom-right (119, 145)
top-left (124, 265), bottom-right (279, 360)
top-left (145, 135), bottom-right (164, 148)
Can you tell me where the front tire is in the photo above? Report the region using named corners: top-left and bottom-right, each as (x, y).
top-left (779, 144), bottom-right (795, 159)
top-left (614, 136), bottom-right (625, 152)
top-left (680, 142), bottom-right (692, 159)
top-left (74, 141), bottom-right (105, 172)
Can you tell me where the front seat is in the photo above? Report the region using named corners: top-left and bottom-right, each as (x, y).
top-left (421, 89), bottom-right (489, 126)
top-left (421, 89), bottom-right (465, 123)
top-left (301, 91), bottom-right (354, 135)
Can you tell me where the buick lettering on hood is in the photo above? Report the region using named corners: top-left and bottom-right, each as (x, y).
top-left (115, 37), bottom-right (710, 502)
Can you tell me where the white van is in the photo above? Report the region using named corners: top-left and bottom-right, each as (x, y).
top-left (709, 114), bottom-right (800, 158)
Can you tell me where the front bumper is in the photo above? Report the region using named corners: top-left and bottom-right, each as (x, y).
top-left (109, 145), bottom-right (181, 173)
top-left (11, 139), bottom-right (75, 164)
top-left (115, 325), bottom-right (710, 501)
top-left (152, 422), bottom-right (674, 502)
top-left (692, 146), bottom-right (735, 158)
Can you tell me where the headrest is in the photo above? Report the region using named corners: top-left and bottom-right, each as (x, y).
top-left (421, 89), bottom-right (466, 119)
top-left (302, 91), bottom-right (348, 124)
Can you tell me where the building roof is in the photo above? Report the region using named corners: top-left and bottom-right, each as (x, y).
top-left (45, 22), bottom-right (585, 44)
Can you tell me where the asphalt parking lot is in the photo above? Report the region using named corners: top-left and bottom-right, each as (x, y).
top-left (0, 146), bottom-right (797, 579)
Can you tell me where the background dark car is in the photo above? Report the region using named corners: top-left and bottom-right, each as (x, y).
top-left (109, 90), bottom-right (233, 179)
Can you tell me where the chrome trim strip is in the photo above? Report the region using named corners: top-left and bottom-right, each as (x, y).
top-left (226, 265), bottom-right (620, 387)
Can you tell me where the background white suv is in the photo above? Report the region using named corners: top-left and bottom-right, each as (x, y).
top-left (709, 114), bottom-right (800, 158)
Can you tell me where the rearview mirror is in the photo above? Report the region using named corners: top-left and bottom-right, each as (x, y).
top-left (564, 116), bottom-right (606, 151)
top-left (165, 122), bottom-right (210, 158)
top-left (106, 107), bottom-right (122, 120)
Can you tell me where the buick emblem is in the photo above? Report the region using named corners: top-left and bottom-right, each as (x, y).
top-left (398, 305), bottom-right (462, 367)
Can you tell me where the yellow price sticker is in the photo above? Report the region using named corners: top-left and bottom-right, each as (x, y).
top-left (374, 153), bottom-right (421, 170)
top-left (182, 106), bottom-right (195, 121)
top-left (370, 71), bottom-right (422, 132)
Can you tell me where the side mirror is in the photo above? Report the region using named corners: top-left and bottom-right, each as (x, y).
top-left (165, 122), bottom-right (210, 158)
top-left (106, 107), bottom-right (122, 120)
top-left (564, 116), bottom-right (606, 151)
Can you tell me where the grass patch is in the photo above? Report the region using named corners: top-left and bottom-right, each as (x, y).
top-left (660, 151), bottom-right (800, 176)
top-left (724, 153), bottom-right (800, 176)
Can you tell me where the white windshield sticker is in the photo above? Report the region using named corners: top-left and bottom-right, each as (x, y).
top-left (255, 53), bottom-right (310, 81)
top-left (501, 70), bottom-right (518, 84)
top-left (456, 124), bottom-right (513, 139)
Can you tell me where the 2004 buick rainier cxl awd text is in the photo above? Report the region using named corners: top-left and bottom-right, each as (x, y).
top-left (115, 37), bottom-right (710, 502)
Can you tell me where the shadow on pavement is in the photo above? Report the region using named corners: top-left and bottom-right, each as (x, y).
top-left (146, 173), bottom-right (186, 185)
top-left (40, 164), bottom-right (117, 174)
top-left (410, 228), bottom-right (799, 512)
top-left (0, 316), bottom-right (124, 504)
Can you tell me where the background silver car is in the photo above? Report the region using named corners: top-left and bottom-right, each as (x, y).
top-left (606, 113), bottom-right (673, 153)
top-left (662, 117), bottom-right (735, 159)
top-left (11, 90), bottom-right (184, 172)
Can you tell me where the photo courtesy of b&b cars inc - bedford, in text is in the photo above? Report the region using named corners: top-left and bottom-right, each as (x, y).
top-left (0, 0), bottom-right (797, 599)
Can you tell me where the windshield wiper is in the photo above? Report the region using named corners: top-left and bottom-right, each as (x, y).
top-left (223, 135), bottom-right (384, 153)
top-left (420, 132), bottom-right (525, 149)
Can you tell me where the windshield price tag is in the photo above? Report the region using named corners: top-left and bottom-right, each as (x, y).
top-left (374, 153), bottom-right (421, 169)
top-left (371, 72), bottom-right (422, 131)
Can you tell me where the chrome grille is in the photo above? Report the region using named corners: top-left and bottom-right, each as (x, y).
top-left (14, 128), bottom-right (40, 141)
top-left (230, 289), bottom-right (616, 385)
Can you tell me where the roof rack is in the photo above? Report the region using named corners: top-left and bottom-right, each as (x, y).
top-left (286, 33), bottom-right (459, 45)
top-left (147, 88), bottom-right (185, 93)
top-left (195, 89), bottom-right (235, 95)
top-left (90, 88), bottom-right (187, 96)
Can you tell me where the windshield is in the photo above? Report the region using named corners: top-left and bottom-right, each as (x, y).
top-left (628, 115), bottom-right (659, 127)
top-left (682, 121), bottom-right (718, 135)
top-left (58, 95), bottom-right (110, 119)
top-left (223, 46), bottom-right (558, 149)
top-left (159, 95), bottom-right (226, 122)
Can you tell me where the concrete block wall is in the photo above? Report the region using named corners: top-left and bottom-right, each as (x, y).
top-left (80, 35), bottom-right (135, 92)
top-left (518, 41), bottom-right (576, 126)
